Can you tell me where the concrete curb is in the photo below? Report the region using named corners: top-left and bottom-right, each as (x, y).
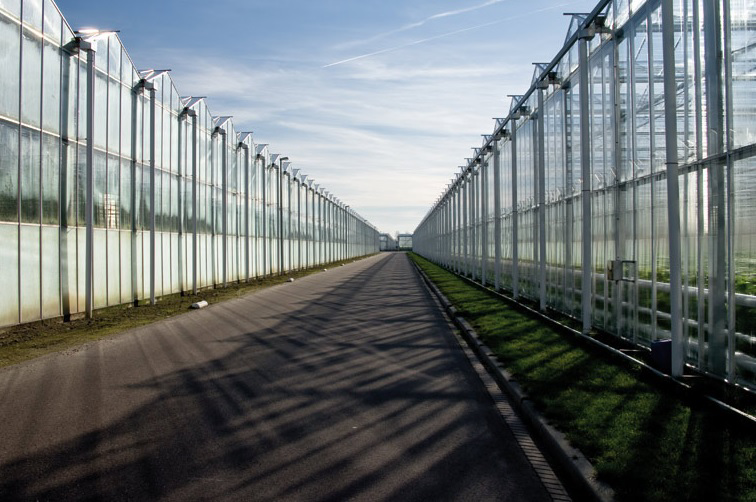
top-left (412, 261), bottom-right (614, 502)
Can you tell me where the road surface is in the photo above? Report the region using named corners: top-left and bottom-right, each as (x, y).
top-left (0, 253), bottom-right (556, 501)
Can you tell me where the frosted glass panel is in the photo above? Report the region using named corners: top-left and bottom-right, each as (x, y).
top-left (0, 224), bottom-right (18, 326)
top-left (41, 225), bottom-right (59, 318)
top-left (0, 15), bottom-right (20, 119)
top-left (19, 224), bottom-right (40, 322)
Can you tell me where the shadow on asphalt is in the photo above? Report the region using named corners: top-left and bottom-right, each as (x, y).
top-left (0, 254), bottom-right (549, 501)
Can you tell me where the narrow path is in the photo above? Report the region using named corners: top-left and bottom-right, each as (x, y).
top-left (0, 253), bottom-right (555, 501)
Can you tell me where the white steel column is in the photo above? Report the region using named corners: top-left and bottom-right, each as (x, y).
top-left (537, 82), bottom-right (548, 311)
top-left (462, 171), bottom-right (469, 276)
top-left (481, 159), bottom-right (488, 287)
top-left (512, 118), bottom-right (520, 299)
top-left (704, 0), bottom-right (728, 376)
top-left (216, 128), bottom-right (227, 287)
top-left (147, 82), bottom-right (156, 305)
top-left (661, 0), bottom-right (684, 377)
top-left (493, 137), bottom-right (502, 291)
top-left (190, 111), bottom-right (197, 294)
top-left (578, 30), bottom-right (593, 334)
top-left (83, 41), bottom-right (95, 318)
top-left (239, 141), bottom-right (250, 281)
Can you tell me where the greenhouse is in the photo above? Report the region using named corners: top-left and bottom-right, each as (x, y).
top-left (413, 0), bottom-right (756, 389)
top-left (0, 0), bottom-right (379, 328)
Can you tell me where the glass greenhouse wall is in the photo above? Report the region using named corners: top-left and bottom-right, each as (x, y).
top-left (414, 0), bottom-right (756, 390)
top-left (0, 0), bottom-right (379, 328)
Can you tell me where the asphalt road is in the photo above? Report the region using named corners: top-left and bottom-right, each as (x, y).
top-left (0, 252), bottom-right (554, 501)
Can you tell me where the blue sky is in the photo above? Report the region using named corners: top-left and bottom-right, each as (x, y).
top-left (57, 0), bottom-right (598, 235)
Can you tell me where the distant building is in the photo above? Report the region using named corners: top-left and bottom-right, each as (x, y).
top-left (379, 233), bottom-right (398, 251)
top-left (397, 234), bottom-right (413, 250)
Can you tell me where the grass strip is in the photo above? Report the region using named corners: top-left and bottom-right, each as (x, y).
top-left (0, 256), bottom-right (373, 369)
top-left (410, 253), bottom-right (755, 502)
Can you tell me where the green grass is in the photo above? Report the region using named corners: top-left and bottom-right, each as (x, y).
top-left (410, 253), bottom-right (756, 502)
top-left (0, 256), bottom-right (374, 368)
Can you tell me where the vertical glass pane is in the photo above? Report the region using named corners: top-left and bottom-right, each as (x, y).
top-left (20, 125), bottom-right (40, 223)
top-left (0, 119), bottom-right (19, 221)
top-left (42, 0), bottom-right (60, 43)
top-left (42, 41), bottom-right (59, 133)
top-left (60, 49), bottom-right (76, 140)
top-left (634, 18), bottom-right (650, 177)
top-left (22, 0), bottom-right (41, 30)
top-left (107, 154), bottom-right (119, 229)
top-left (21, 29), bottom-right (41, 127)
top-left (120, 83), bottom-right (132, 157)
top-left (92, 150), bottom-right (105, 227)
top-left (1, 0), bottom-right (21, 17)
top-left (59, 137), bottom-right (73, 226)
top-left (19, 224), bottom-right (40, 322)
top-left (120, 158), bottom-right (132, 230)
top-left (0, 223), bottom-right (19, 325)
top-left (0, 14), bottom-right (20, 120)
top-left (77, 61), bottom-right (86, 140)
top-left (107, 37), bottom-right (120, 78)
top-left (41, 131), bottom-right (58, 224)
top-left (76, 143), bottom-right (84, 225)
top-left (94, 71), bottom-right (106, 149)
top-left (730, 0), bottom-right (756, 149)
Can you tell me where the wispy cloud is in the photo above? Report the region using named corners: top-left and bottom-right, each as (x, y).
top-left (335, 0), bottom-right (507, 50)
top-left (323, 2), bottom-right (576, 68)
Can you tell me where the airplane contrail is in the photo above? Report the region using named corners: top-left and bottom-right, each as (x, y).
top-left (323, 2), bottom-right (575, 69)
top-left (337, 0), bottom-right (507, 50)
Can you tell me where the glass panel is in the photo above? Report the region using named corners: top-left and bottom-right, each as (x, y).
top-left (20, 125), bottom-right (40, 223)
top-left (22, 0), bottom-right (41, 30)
top-left (730, 0), bottom-right (756, 149)
top-left (0, 224), bottom-right (19, 326)
top-left (42, 41), bottom-right (59, 133)
top-left (41, 131), bottom-right (58, 224)
top-left (21, 28), bottom-right (41, 127)
top-left (0, 120), bottom-right (19, 221)
top-left (19, 224), bottom-right (40, 322)
top-left (1, 0), bottom-right (21, 18)
top-left (93, 150), bottom-right (106, 227)
top-left (0, 14), bottom-right (20, 119)
top-left (106, 153), bottom-right (119, 228)
top-left (94, 36), bottom-right (107, 72)
top-left (76, 143), bottom-right (85, 225)
top-left (108, 36), bottom-right (120, 78)
top-left (40, 225), bottom-right (59, 317)
top-left (94, 71), bottom-right (106, 149)
top-left (120, 83), bottom-right (132, 157)
top-left (42, 0), bottom-right (60, 43)
top-left (107, 77), bottom-right (119, 150)
top-left (77, 61), bottom-right (86, 140)
top-left (120, 158), bottom-right (132, 229)
top-left (60, 49), bottom-right (76, 139)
